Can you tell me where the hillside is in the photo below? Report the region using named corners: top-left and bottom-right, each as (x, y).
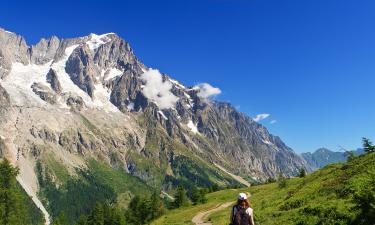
top-left (152, 152), bottom-right (375, 225)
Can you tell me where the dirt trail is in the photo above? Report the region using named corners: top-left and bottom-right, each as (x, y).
top-left (214, 163), bottom-right (251, 187)
top-left (192, 201), bottom-right (233, 225)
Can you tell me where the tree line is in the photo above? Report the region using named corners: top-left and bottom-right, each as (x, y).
top-left (0, 159), bottom-right (43, 225)
top-left (49, 185), bottom-right (209, 225)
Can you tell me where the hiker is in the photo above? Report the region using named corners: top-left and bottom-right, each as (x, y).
top-left (230, 193), bottom-right (255, 225)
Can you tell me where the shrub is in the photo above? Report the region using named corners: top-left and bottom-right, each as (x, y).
top-left (298, 168), bottom-right (306, 178)
top-left (277, 173), bottom-right (287, 188)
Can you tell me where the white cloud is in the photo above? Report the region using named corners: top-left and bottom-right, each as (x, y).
top-left (140, 69), bottom-right (179, 109)
top-left (253, 113), bottom-right (270, 122)
top-left (270, 120), bottom-right (277, 124)
top-left (194, 83), bottom-right (221, 99)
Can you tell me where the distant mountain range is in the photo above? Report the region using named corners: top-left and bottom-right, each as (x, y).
top-left (301, 148), bottom-right (364, 170)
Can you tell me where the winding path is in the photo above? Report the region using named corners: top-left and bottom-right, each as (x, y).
top-left (192, 202), bottom-right (233, 225)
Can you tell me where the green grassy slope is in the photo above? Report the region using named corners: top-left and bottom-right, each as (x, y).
top-left (152, 152), bottom-right (375, 225)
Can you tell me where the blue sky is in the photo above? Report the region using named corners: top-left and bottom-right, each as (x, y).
top-left (1, 0), bottom-right (374, 153)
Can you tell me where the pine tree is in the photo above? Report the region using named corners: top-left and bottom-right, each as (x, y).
top-left (87, 203), bottom-right (104, 225)
top-left (362, 138), bottom-right (375, 153)
top-left (191, 187), bottom-right (208, 205)
top-left (75, 215), bottom-right (88, 225)
top-left (125, 196), bottom-right (142, 225)
top-left (52, 212), bottom-right (68, 225)
top-left (172, 186), bottom-right (190, 208)
top-left (191, 187), bottom-right (200, 205)
top-left (149, 192), bottom-right (164, 220)
top-left (0, 159), bottom-right (28, 225)
top-left (298, 168), bottom-right (306, 178)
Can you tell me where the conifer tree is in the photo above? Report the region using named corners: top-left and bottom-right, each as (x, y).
top-left (172, 186), bottom-right (190, 208)
top-left (0, 159), bottom-right (28, 225)
top-left (362, 138), bottom-right (375, 153)
top-left (298, 168), bottom-right (306, 178)
top-left (149, 192), bottom-right (164, 220)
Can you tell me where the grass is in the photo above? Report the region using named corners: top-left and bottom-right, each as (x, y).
top-left (41, 152), bottom-right (71, 184)
top-left (152, 153), bottom-right (375, 225)
top-left (86, 159), bottom-right (153, 205)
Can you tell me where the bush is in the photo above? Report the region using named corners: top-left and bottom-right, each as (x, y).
top-left (266, 177), bottom-right (276, 183)
top-left (277, 173), bottom-right (287, 188)
top-left (351, 188), bottom-right (375, 225)
top-left (300, 205), bottom-right (353, 225)
top-left (298, 168), bottom-right (306, 178)
top-left (279, 199), bottom-right (305, 211)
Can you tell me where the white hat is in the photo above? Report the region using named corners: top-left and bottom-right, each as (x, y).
top-left (238, 193), bottom-right (247, 200)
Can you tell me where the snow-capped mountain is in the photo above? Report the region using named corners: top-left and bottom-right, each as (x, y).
top-left (0, 27), bottom-right (310, 223)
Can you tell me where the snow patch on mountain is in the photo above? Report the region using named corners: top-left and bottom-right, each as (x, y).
top-left (169, 78), bottom-right (186, 89)
top-left (1, 61), bottom-right (51, 106)
top-left (92, 82), bottom-right (119, 112)
top-left (187, 120), bottom-right (199, 134)
top-left (86, 33), bottom-right (113, 50)
top-left (103, 68), bottom-right (123, 81)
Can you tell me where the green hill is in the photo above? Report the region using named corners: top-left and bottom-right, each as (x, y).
top-left (152, 152), bottom-right (375, 225)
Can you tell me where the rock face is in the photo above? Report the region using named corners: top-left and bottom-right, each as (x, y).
top-left (30, 36), bottom-right (60, 65)
top-left (0, 27), bottom-right (310, 196)
top-left (46, 69), bottom-right (62, 94)
top-left (0, 28), bottom-right (29, 79)
top-left (194, 102), bottom-right (307, 178)
top-left (0, 84), bottom-right (10, 107)
top-left (31, 83), bottom-right (57, 104)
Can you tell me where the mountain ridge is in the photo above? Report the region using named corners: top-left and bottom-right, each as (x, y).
top-left (301, 147), bottom-right (364, 170)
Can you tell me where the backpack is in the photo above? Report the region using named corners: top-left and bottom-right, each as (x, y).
top-left (232, 205), bottom-right (250, 225)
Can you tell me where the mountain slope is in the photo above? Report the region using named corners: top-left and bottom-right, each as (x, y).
top-left (153, 152), bottom-right (375, 225)
top-left (0, 27), bottom-right (309, 223)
